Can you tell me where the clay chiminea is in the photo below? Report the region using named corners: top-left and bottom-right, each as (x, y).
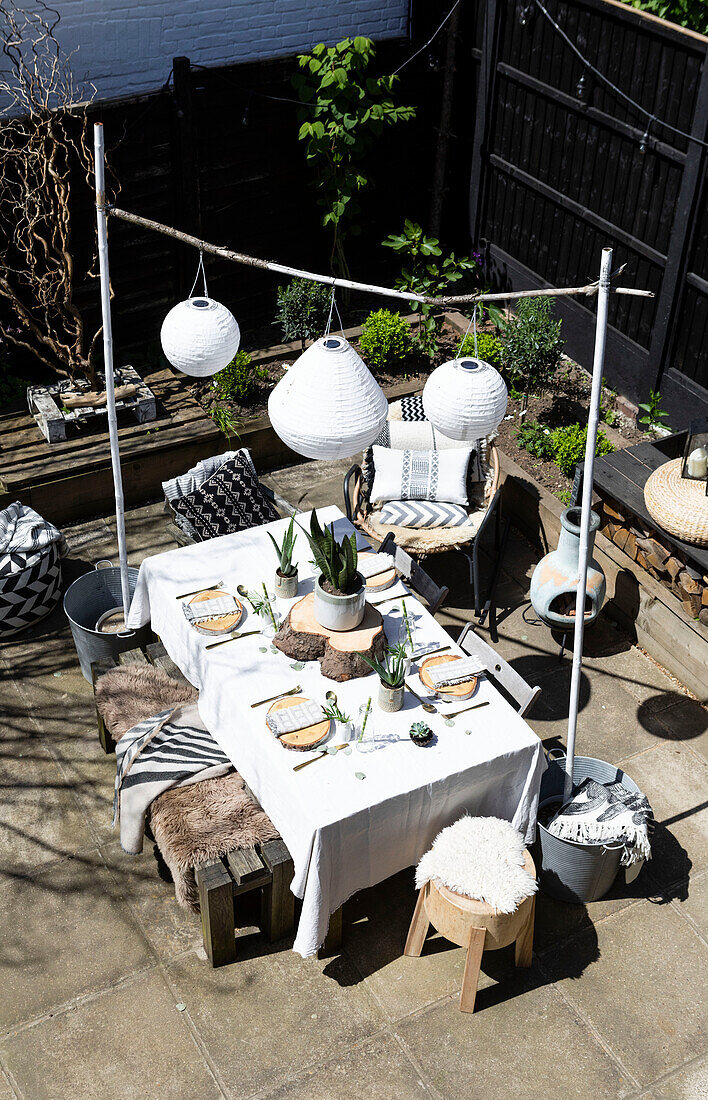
top-left (530, 507), bottom-right (606, 629)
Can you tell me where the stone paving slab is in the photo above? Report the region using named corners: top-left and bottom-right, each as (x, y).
top-left (0, 970), bottom-right (225, 1100)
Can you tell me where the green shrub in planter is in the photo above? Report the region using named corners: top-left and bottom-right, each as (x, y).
top-left (358, 309), bottom-right (415, 372)
top-left (276, 278), bottom-right (332, 348)
top-left (457, 332), bottom-right (504, 367)
top-left (551, 422), bottom-right (614, 478)
top-left (515, 419), bottom-right (555, 459)
top-left (501, 297), bottom-right (564, 395)
top-left (213, 350), bottom-right (267, 403)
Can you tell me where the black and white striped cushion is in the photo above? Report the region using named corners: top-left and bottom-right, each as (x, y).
top-left (379, 501), bottom-right (474, 528)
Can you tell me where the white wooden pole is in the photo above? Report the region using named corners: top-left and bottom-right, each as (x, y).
top-left (94, 123), bottom-right (131, 617)
top-left (564, 247), bottom-right (613, 801)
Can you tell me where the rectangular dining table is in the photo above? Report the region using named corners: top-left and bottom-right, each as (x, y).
top-left (126, 505), bottom-right (545, 957)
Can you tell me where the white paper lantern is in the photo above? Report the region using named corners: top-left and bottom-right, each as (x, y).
top-left (423, 357), bottom-right (508, 440)
top-left (268, 336), bottom-right (388, 460)
top-left (160, 297), bottom-right (240, 377)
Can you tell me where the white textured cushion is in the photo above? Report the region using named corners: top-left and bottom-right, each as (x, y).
top-left (379, 501), bottom-right (473, 528)
top-left (370, 446), bottom-right (471, 506)
top-left (416, 816), bottom-right (537, 913)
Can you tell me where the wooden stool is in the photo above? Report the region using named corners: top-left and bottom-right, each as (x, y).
top-left (404, 850), bottom-right (536, 1013)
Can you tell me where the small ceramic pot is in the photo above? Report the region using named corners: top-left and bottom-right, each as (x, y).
top-left (274, 568), bottom-right (298, 599)
top-left (314, 573), bottom-right (365, 631)
top-left (378, 680), bottom-right (404, 712)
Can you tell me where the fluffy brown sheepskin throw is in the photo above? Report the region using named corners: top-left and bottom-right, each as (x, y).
top-left (95, 664), bottom-right (279, 911)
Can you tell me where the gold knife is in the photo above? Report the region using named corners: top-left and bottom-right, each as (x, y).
top-left (205, 629), bottom-right (261, 650)
top-left (176, 581), bottom-right (223, 599)
top-left (445, 699), bottom-right (490, 719)
top-left (293, 744), bottom-right (348, 771)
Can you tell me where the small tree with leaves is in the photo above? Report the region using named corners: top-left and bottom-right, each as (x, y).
top-left (293, 37), bottom-right (415, 277)
top-left (0, 1), bottom-right (101, 380)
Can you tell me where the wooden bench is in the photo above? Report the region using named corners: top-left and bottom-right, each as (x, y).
top-left (90, 640), bottom-right (296, 967)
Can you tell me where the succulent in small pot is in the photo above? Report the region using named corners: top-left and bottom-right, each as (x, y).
top-left (358, 645), bottom-right (407, 713)
top-left (302, 511), bottom-right (365, 631)
top-left (268, 516), bottom-right (298, 598)
top-left (409, 721), bottom-right (434, 747)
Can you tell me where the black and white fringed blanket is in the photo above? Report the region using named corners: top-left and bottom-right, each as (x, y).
top-left (548, 778), bottom-right (653, 867)
top-left (113, 703), bottom-right (231, 854)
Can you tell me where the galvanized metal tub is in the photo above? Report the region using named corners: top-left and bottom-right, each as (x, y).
top-left (537, 752), bottom-right (642, 903)
top-left (63, 561), bottom-right (152, 681)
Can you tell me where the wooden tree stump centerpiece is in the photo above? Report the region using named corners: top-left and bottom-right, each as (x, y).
top-left (273, 593), bottom-right (387, 682)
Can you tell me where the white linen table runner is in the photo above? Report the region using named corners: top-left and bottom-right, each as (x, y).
top-left (126, 505), bottom-right (545, 957)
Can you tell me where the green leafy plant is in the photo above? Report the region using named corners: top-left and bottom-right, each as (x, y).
top-left (619, 0), bottom-right (707, 34)
top-left (501, 297), bottom-right (564, 403)
top-left (357, 646), bottom-right (406, 687)
top-left (383, 220), bottom-right (478, 356)
top-left (638, 389), bottom-right (670, 432)
top-left (556, 488), bottom-right (572, 506)
top-left (293, 37), bottom-right (415, 274)
top-left (600, 377), bottom-right (620, 428)
top-left (213, 350), bottom-right (267, 403)
top-left (276, 279), bottom-right (332, 349)
top-left (457, 332), bottom-right (504, 367)
top-left (551, 423), bottom-right (614, 478)
top-left (409, 720), bottom-right (434, 746)
top-left (358, 309), bottom-right (415, 372)
top-left (208, 401), bottom-right (240, 439)
top-left (302, 510), bottom-right (359, 595)
top-left (246, 585), bottom-right (278, 631)
top-left (267, 516), bottom-right (297, 577)
top-left (321, 701), bottom-right (351, 724)
top-left (514, 419), bottom-right (555, 460)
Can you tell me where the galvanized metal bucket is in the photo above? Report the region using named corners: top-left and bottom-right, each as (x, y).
top-left (536, 751), bottom-right (642, 903)
top-left (63, 561), bottom-right (152, 682)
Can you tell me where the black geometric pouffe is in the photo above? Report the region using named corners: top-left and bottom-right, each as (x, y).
top-left (0, 504), bottom-right (66, 637)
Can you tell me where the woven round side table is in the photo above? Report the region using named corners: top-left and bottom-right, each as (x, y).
top-left (644, 458), bottom-right (708, 548)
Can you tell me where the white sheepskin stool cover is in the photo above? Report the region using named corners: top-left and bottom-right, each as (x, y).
top-left (415, 816), bottom-right (537, 914)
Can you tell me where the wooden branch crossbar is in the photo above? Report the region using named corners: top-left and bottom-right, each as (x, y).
top-left (106, 206), bottom-right (654, 305)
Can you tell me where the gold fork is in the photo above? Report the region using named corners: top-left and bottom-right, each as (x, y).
top-left (444, 699), bottom-right (490, 719)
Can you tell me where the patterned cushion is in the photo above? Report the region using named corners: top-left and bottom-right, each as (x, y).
top-left (400, 394), bottom-right (426, 421)
top-left (370, 445), bottom-right (472, 506)
top-left (172, 457), bottom-right (278, 541)
top-left (379, 501), bottom-right (473, 528)
top-left (0, 541), bottom-right (62, 636)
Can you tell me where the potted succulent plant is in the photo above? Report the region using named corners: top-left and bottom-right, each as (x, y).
top-left (302, 511), bottom-right (365, 631)
top-left (358, 645), bottom-right (407, 712)
top-left (409, 721), bottom-right (434, 747)
top-left (268, 516), bottom-right (298, 598)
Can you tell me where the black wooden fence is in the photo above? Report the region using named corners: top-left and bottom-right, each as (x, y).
top-left (468, 0), bottom-right (708, 418)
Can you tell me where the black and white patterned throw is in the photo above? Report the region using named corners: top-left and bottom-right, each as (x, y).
top-left (172, 457), bottom-right (279, 542)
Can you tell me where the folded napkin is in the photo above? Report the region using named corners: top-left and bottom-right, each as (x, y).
top-left (549, 778), bottom-right (653, 866)
top-left (183, 594), bottom-right (238, 626)
top-left (428, 655), bottom-right (485, 688)
top-left (357, 552), bottom-right (395, 579)
top-left (265, 700), bottom-right (326, 737)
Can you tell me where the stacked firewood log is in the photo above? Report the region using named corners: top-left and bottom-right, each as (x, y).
top-left (598, 499), bottom-right (708, 626)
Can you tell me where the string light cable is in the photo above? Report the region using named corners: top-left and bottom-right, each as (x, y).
top-left (531, 0), bottom-right (708, 150)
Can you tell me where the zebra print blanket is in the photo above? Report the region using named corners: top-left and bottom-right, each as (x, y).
top-left (113, 703), bottom-right (231, 854)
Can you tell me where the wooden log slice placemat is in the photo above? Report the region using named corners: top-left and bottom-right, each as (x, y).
top-left (267, 695), bottom-right (331, 752)
top-left (419, 654), bottom-right (478, 699)
top-left (357, 551), bottom-right (397, 593)
top-left (188, 589), bottom-right (243, 636)
top-left (273, 592), bottom-right (387, 682)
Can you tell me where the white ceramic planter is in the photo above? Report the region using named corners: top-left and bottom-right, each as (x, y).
top-left (313, 573), bottom-right (365, 631)
top-left (274, 568), bottom-right (298, 599)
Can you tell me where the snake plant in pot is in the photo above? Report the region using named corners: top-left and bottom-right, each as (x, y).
top-left (303, 511), bottom-right (365, 631)
top-left (268, 516), bottom-right (299, 598)
top-left (358, 645), bottom-right (407, 712)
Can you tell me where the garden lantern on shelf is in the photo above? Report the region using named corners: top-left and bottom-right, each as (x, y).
top-left (160, 296), bottom-right (241, 378)
top-left (268, 334), bottom-right (388, 460)
top-left (422, 357), bottom-right (508, 441)
top-left (681, 418), bottom-right (708, 493)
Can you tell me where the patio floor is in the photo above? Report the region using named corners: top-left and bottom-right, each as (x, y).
top-left (1, 455), bottom-right (706, 1100)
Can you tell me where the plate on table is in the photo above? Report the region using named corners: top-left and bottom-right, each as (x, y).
top-left (267, 696), bottom-right (331, 752)
top-left (419, 653), bottom-right (478, 700)
top-left (188, 589), bottom-right (243, 636)
top-left (358, 551), bottom-right (397, 592)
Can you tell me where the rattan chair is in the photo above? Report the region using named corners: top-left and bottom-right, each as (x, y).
top-left (343, 407), bottom-right (509, 628)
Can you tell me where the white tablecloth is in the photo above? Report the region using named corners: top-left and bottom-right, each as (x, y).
top-left (127, 505), bottom-right (545, 957)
